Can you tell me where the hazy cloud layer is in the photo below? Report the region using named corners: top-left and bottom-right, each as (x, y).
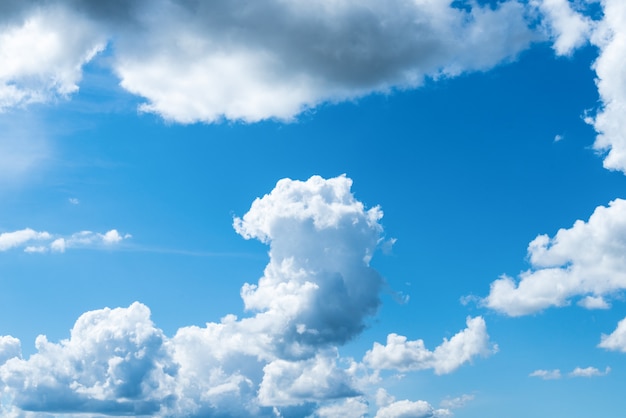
top-left (484, 199), bottom-right (626, 316)
top-left (0, 176), bottom-right (482, 417)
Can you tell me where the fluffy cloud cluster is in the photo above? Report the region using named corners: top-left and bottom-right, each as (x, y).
top-left (0, 176), bottom-right (484, 417)
top-left (364, 317), bottom-right (493, 375)
top-left (483, 199), bottom-right (626, 316)
top-left (374, 390), bottom-right (451, 418)
top-left (0, 228), bottom-right (129, 253)
top-left (0, 0), bottom-right (536, 123)
top-left (0, 2), bottom-right (104, 110)
top-left (589, 0), bottom-right (626, 173)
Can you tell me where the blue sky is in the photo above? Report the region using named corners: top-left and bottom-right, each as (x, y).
top-left (1, 1), bottom-right (626, 417)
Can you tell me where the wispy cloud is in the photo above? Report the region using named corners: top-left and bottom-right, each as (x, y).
top-left (0, 228), bottom-right (130, 253)
top-left (530, 366), bottom-right (610, 380)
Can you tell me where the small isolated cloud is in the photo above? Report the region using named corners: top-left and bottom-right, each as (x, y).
top-left (483, 199), bottom-right (626, 316)
top-left (554, 134), bottom-right (564, 142)
top-left (0, 228), bottom-right (129, 253)
top-left (568, 366), bottom-right (610, 378)
top-left (68, 197), bottom-right (79, 205)
top-left (363, 316), bottom-right (494, 375)
top-left (599, 317), bottom-right (626, 352)
top-left (529, 369), bottom-right (562, 380)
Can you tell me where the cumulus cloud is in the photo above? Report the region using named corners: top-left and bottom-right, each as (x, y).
top-left (483, 199), bottom-right (626, 316)
top-left (0, 303), bottom-right (175, 416)
top-left (111, 0), bottom-right (534, 123)
top-left (363, 316), bottom-right (494, 375)
top-left (314, 397), bottom-right (369, 418)
top-left (587, 0), bottom-right (626, 173)
top-left (0, 176), bottom-right (480, 417)
top-left (375, 399), bottom-right (451, 418)
top-left (599, 316), bottom-right (626, 352)
top-left (0, 336), bottom-right (21, 365)
top-left (531, 0), bottom-right (592, 56)
top-left (0, 0), bottom-right (536, 123)
top-left (0, 228), bottom-right (50, 251)
top-left (233, 175), bottom-right (385, 349)
top-left (0, 228), bottom-right (129, 253)
top-left (0, 4), bottom-right (105, 110)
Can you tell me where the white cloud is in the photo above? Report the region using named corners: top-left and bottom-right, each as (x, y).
top-left (577, 295), bottom-right (611, 310)
top-left (483, 199), bottom-right (626, 316)
top-left (0, 1), bottom-right (534, 123)
top-left (0, 336), bottom-right (21, 365)
top-left (233, 175), bottom-right (386, 348)
top-left (0, 5), bottom-right (105, 110)
top-left (529, 369), bottom-right (562, 380)
top-left (0, 228), bottom-right (129, 253)
top-left (0, 229), bottom-right (50, 251)
top-left (599, 316), bottom-right (626, 352)
top-left (111, 0), bottom-right (533, 123)
top-left (363, 317), bottom-right (494, 375)
top-left (529, 366), bottom-right (610, 379)
top-left (314, 397), bottom-right (368, 418)
top-left (258, 350), bottom-right (358, 407)
top-left (0, 175), bottom-right (476, 417)
top-left (375, 399), bottom-right (451, 418)
top-left (531, 0), bottom-right (592, 56)
top-left (587, 0), bottom-right (626, 174)
top-left (568, 366), bottom-right (610, 377)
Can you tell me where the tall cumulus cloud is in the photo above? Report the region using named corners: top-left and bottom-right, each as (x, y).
top-left (0, 176), bottom-right (489, 417)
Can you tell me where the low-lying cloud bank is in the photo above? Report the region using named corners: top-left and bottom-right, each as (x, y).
top-left (0, 176), bottom-right (491, 417)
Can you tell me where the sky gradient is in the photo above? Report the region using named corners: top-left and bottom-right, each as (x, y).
top-left (1, 1), bottom-right (626, 417)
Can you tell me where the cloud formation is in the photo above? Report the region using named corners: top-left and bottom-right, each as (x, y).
top-left (0, 176), bottom-right (484, 417)
top-left (0, 0), bottom-right (535, 123)
top-left (599, 316), bottom-right (626, 352)
top-left (0, 228), bottom-right (130, 253)
top-left (529, 366), bottom-right (610, 379)
top-left (483, 199), bottom-right (626, 316)
top-left (364, 316), bottom-right (494, 375)
top-left (589, 0), bottom-right (626, 173)
top-left (0, 3), bottom-right (104, 110)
